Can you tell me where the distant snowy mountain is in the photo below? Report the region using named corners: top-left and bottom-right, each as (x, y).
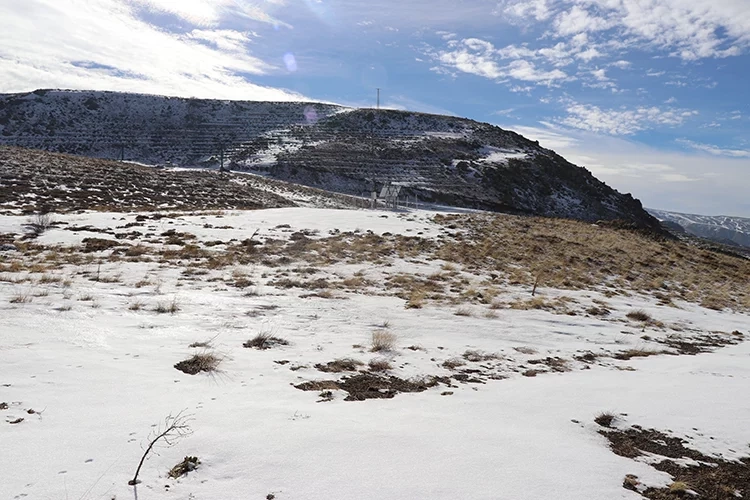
top-left (0, 89), bottom-right (660, 230)
top-left (648, 208), bottom-right (750, 248)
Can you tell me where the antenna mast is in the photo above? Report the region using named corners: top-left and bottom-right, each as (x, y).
top-left (376, 88), bottom-right (380, 110)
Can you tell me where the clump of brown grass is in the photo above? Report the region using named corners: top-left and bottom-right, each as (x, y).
top-left (368, 358), bottom-right (392, 372)
top-left (405, 290), bottom-right (426, 309)
top-left (442, 358), bottom-right (466, 370)
top-left (626, 309), bottom-right (652, 322)
top-left (315, 358), bottom-right (363, 373)
top-left (10, 291), bottom-right (31, 304)
top-left (129, 300), bottom-right (145, 311)
top-left (371, 330), bottom-right (397, 352)
top-left (168, 456), bottom-right (200, 479)
top-left (594, 411), bottom-right (616, 427)
top-left (174, 351), bottom-right (222, 375)
top-left (243, 332), bottom-right (289, 350)
top-left (454, 307), bottom-right (473, 317)
top-left (462, 350), bottom-right (500, 362)
top-left (154, 297), bottom-right (180, 314)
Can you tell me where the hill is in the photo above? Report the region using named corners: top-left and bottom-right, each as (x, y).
top-left (0, 146), bottom-right (366, 213)
top-left (649, 208), bottom-right (750, 249)
top-left (0, 89), bottom-right (659, 230)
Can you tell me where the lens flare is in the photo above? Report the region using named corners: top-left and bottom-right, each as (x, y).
top-left (304, 106), bottom-right (319, 124)
top-left (284, 52), bottom-right (297, 72)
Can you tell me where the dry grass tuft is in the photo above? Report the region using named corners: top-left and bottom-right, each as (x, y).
top-left (174, 351), bottom-right (222, 375)
top-left (454, 307), bottom-right (473, 317)
top-left (594, 412), bottom-right (616, 427)
top-left (154, 297), bottom-right (180, 314)
top-left (10, 291), bottom-right (31, 304)
top-left (405, 290), bottom-right (425, 309)
top-left (626, 309), bottom-right (652, 322)
top-left (371, 330), bottom-right (397, 352)
top-left (243, 332), bottom-right (289, 350)
top-left (129, 300), bottom-right (145, 311)
top-left (315, 358), bottom-right (363, 373)
top-left (442, 358), bottom-right (466, 370)
top-left (368, 358), bottom-right (392, 372)
top-left (168, 456), bottom-right (200, 479)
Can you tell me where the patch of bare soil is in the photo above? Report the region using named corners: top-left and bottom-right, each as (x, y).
top-left (657, 332), bottom-right (742, 355)
top-left (600, 424), bottom-right (750, 499)
top-left (295, 373), bottom-right (450, 401)
top-left (314, 358), bottom-right (363, 373)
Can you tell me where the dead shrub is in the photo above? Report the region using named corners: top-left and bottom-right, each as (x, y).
top-left (595, 412), bottom-right (616, 427)
top-left (626, 309), bottom-right (652, 322)
top-left (315, 358), bottom-right (363, 373)
top-left (174, 352), bottom-right (222, 375)
top-left (442, 358), bottom-right (466, 370)
top-left (371, 330), bottom-right (397, 352)
top-left (243, 332), bottom-right (289, 350)
top-left (154, 297), bottom-right (180, 314)
top-left (368, 358), bottom-right (392, 372)
top-left (168, 456), bottom-right (200, 479)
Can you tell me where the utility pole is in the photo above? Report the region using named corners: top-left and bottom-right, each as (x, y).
top-left (376, 88), bottom-right (380, 110)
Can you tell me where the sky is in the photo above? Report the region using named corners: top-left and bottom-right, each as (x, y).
top-left (0, 0), bottom-right (749, 217)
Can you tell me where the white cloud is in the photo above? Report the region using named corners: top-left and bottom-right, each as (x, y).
top-left (432, 38), bottom-right (570, 85)
top-left (131, 0), bottom-right (288, 28)
top-left (504, 122), bottom-right (750, 215)
top-left (0, 0), bottom-right (302, 101)
top-left (500, 0), bottom-right (553, 22)
top-left (435, 39), bottom-right (503, 79)
top-left (558, 101), bottom-right (698, 135)
top-left (554, 5), bottom-right (613, 36)
top-left (502, 0), bottom-right (750, 61)
top-left (677, 139), bottom-right (750, 158)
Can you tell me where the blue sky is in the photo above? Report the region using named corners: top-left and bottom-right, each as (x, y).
top-left (1, 0), bottom-right (749, 217)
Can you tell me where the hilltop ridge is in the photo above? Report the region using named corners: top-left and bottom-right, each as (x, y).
top-left (0, 89), bottom-right (659, 230)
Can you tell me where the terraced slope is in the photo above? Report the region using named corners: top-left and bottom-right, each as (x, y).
top-left (0, 90), bottom-right (660, 230)
top-left (0, 89), bottom-right (343, 165)
top-left (0, 146), bottom-right (366, 213)
top-left (233, 109), bottom-right (660, 229)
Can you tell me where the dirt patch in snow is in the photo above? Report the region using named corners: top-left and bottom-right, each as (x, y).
top-left (600, 424), bottom-right (750, 499)
top-left (295, 373), bottom-right (450, 401)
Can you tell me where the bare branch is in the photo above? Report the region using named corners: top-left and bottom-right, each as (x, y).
top-left (128, 410), bottom-right (193, 486)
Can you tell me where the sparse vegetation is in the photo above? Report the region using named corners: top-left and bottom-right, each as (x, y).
top-left (371, 330), bottom-right (397, 352)
top-left (243, 332), bottom-right (289, 350)
top-left (129, 411), bottom-right (193, 485)
top-left (595, 412), bottom-right (616, 428)
top-left (174, 351), bottom-right (223, 375)
top-left (315, 358), bottom-right (364, 373)
top-left (442, 358), bottom-right (466, 370)
top-left (626, 309), bottom-right (652, 323)
top-left (368, 358), bottom-right (392, 372)
top-left (168, 456), bottom-right (200, 479)
top-left (154, 297), bottom-right (180, 314)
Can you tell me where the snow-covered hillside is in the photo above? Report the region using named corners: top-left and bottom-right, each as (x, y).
top-left (0, 90), bottom-right (660, 230)
top-left (1, 206), bottom-right (749, 499)
top-left (0, 89), bottom-right (344, 164)
top-left (649, 208), bottom-right (750, 249)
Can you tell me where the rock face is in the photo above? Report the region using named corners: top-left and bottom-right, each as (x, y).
top-left (0, 89), bottom-right (660, 229)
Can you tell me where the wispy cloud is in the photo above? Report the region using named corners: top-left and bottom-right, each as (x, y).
top-left (499, 0), bottom-right (750, 61)
top-left (677, 139), bottom-right (750, 158)
top-left (557, 101), bottom-right (699, 135)
top-left (0, 0), bottom-right (302, 100)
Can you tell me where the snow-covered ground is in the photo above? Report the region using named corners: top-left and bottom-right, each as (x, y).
top-left (1, 207), bottom-right (748, 500)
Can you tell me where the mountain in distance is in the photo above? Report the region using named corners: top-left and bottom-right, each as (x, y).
top-left (648, 208), bottom-right (750, 249)
top-left (0, 89), bottom-right (660, 231)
